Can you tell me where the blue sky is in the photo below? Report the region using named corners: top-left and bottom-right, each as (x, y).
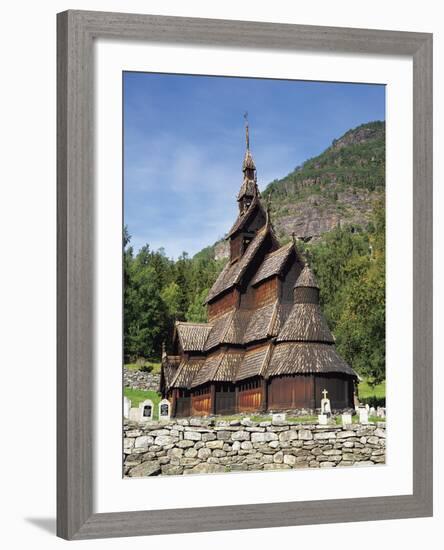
top-left (124, 72), bottom-right (385, 258)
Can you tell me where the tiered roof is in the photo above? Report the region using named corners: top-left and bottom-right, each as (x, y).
top-left (205, 226), bottom-right (276, 303)
top-left (163, 125), bottom-right (357, 395)
top-left (175, 322), bottom-right (213, 352)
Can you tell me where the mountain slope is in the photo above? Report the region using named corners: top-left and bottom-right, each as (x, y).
top-left (213, 121), bottom-right (385, 259)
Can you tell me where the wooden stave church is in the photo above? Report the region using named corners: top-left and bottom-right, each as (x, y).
top-left (160, 124), bottom-right (358, 417)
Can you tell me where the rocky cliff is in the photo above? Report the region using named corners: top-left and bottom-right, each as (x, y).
top-left (211, 121), bottom-right (385, 259)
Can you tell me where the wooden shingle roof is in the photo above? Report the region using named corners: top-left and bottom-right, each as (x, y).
top-left (277, 303), bottom-right (335, 343)
top-left (205, 226), bottom-right (272, 303)
top-left (162, 355), bottom-right (181, 390)
top-left (203, 310), bottom-right (236, 351)
top-left (170, 357), bottom-right (205, 389)
top-left (190, 351), bottom-right (244, 388)
top-left (235, 344), bottom-right (272, 381)
top-left (294, 264), bottom-right (319, 289)
top-left (226, 193), bottom-right (264, 238)
top-left (175, 321), bottom-right (212, 352)
top-left (251, 243), bottom-right (294, 286)
top-left (266, 342), bottom-right (357, 378)
top-left (243, 302), bottom-right (278, 343)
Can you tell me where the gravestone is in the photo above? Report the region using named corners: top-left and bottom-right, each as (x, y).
top-left (377, 406), bottom-right (386, 418)
top-left (159, 398), bottom-right (171, 421)
top-left (272, 413), bottom-right (286, 424)
top-left (129, 407), bottom-right (140, 422)
top-left (123, 396), bottom-right (131, 419)
top-left (139, 399), bottom-right (154, 421)
top-left (369, 406), bottom-right (376, 418)
top-left (318, 414), bottom-right (328, 425)
top-left (358, 406), bottom-right (369, 424)
top-left (341, 413), bottom-right (352, 426)
top-left (320, 389), bottom-right (331, 417)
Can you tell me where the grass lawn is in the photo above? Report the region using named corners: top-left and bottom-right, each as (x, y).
top-left (358, 379), bottom-right (386, 406)
top-left (124, 361), bottom-right (162, 374)
top-left (124, 388), bottom-right (162, 420)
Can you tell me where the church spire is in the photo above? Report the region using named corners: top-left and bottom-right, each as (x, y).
top-left (238, 113), bottom-right (258, 212)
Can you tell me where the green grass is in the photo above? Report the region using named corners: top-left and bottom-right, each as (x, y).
top-left (124, 361), bottom-right (162, 374)
top-left (358, 379), bottom-right (386, 407)
top-left (124, 388), bottom-right (162, 420)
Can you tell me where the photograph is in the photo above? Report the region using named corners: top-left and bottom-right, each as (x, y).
top-left (122, 72), bottom-right (386, 477)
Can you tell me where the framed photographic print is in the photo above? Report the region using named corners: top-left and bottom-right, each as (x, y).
top-left (57, 10), bottom-right (433, 540)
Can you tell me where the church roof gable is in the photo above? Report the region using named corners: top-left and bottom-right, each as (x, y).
top-left (205, 226), bottom-right (272, 303)
top-left (251, 242), bottom-right (295, 286)
top-left (266, 342), bottom-right (357, 378)
top-left (174, 321), bottom-right (212, 352)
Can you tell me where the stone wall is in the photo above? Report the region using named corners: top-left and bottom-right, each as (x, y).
top-left (124, 368), bottom-right (160, 392)
top-left (124, 417), bottom-right (386, 477)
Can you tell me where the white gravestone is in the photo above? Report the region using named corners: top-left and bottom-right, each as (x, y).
top-left (369, 406), bottom-right (376, 418)
top-left (318, 414), bottom-right (328, 425)
top-left (139, 399), bottom-right (154, 421)
top-left (341, 413), bottom-right (352, 426)
top-left (377, 406), bottom-right (386, 418)
top-left (272, 413), bottom-right (286, 424)
top-left (358, 406), bottom-right (369, 424)
top-left (129, 407), bottom-right (140, 421)
top-left (320, 389), bottom-right (332, 417)
top-left (123, 396), bottom-right (131, 419)
top-left (159, 399), bottom-right (171, 421)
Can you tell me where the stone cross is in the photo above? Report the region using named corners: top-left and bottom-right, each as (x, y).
top-left (320, 389), bottom-right (331, 417)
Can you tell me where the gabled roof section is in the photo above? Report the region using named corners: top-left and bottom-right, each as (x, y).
top-left (170, 357), bottom-right (205, 389)
top-left (276, 303), bottom-right (334, 343)
top-left (266, 342), bottom-right (357, 378)
top-left (174, 321), bottom-right (212, 352)
top-left (205, 226), bottom-right (275, 304)
top-left (226, 193), bottom-right (264, 239)
top-left (189, 350), bottom-right (245, 388)
top-left (243, 302), bottom-right (278, 343)
top-left (161, 355), bottom-right (181, 390)
top-left (294, 264), bottom-right (319, 289)
top-left (204, 310), bottom-right (236, 351)
top-left (235, 344), bottom-right (272, 382)
top-left (251, 242), bottom-right (295, 286)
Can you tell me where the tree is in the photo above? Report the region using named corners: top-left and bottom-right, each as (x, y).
top-left (186, 288), bottom-right (209, 323)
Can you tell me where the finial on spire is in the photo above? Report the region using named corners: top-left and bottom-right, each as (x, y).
top-left (244, 111), bottom-right (250, 151)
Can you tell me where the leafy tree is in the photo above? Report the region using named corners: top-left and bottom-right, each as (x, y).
top-left (186, 288), bottom-right (209, 323)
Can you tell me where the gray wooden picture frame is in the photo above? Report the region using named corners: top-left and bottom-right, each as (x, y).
top-left (57, 9), bottom-right (433, 540)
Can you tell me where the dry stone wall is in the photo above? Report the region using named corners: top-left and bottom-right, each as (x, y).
top-left (124, 418), bottom-right (386, 477)
top-left (124, 368), bottom-right (160, 392)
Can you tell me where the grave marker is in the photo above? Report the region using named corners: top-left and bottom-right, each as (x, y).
top-left (159, 398), bottom-right (171, 421)
top-left (139, 399), bottom-right (154, 421)
top-left (123, 396), bottom-right (131, 419)
top-left (358, 406), bottom-right (369, 424)
top-left (320, 388), bottom-right (331, 417)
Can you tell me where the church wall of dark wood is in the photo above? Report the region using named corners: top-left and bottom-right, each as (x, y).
top-left (215, 383), bottom-right (236, 415)
top-left (281, 261), bottom-right (302, 303)
top-left (254, 277), bottom-right (279, 307)
top-left (268, 374), bottom-right (315, 410)
top-left (237, 377), bottom-right (262, 412)
top-left (207, 289), bottom-right (239, 321)
top-left (314, 374), bottom-right (354, 409)
top-left (230, 234), bottom-right (243, 262)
